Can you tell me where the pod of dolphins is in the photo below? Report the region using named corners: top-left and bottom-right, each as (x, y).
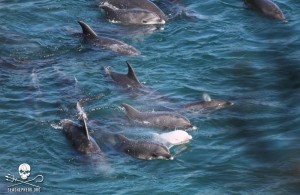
top-left (58, 0), bottom-right (285, 163)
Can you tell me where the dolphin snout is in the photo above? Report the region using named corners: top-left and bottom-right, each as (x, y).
top-left (158, 19), bottom-right (165, 24)
top-left (227, 101), bottom-right (234, 106)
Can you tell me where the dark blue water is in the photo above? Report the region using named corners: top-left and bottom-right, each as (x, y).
top-left (1, 0), bottom-right (300, 194)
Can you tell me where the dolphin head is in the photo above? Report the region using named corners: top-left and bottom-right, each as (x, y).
top-left (201, 99), bottom-right (234, 111)
top-left (262, 6), bottom-right (285, 20)
top-left (140, 13), bottom-right (165, 25)
top-left (60, 119), bottom-right (77, 133)
top-left (125, 9), bottom-right (165, 25)
top-left (146, 144), bottom-right (173, 160)
top-left (214, 100), bottom-right (234, 109)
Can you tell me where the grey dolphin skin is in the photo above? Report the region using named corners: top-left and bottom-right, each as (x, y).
top-left (104, 61), bottom-right (142, 89)
top-left (78, 21), bottom-right (141, 56)
top-left (183, 94), bottom-right (234, 113)
top-left (115, 134), bottom-right (173, 160)
top-left (100, 6), bottom-right (165, 25)
top-left (122, 103), bottom-right (192, 129)
top-left (244, 0), bottom-right (285, 20)
top-left (100, 0), bottom-right (167, 20)
top-left (60, 119), bottom-right (103, 155)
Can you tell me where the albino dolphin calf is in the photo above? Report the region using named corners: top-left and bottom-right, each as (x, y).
top-left (100, 6), bottom-right (165, 25)
top-left (103, 62), bottom-right (142, 89)
top-left (183, 93), bottom-right (233, 113)
top-left (122, 103), bottom-right (192, 129)
top-left (153, 130), bottom-right (192, 146)
top-left (78, 21), bottom-right (141, 56)
top-left (244, 0), bottom-right (285, 20)
top-left (114, 134), bottom-right (173, 160)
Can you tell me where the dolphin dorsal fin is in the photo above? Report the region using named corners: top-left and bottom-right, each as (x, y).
top-left (122, 103), bottom-right (142, 119)
top-left (77, 101), bottom-right (91, 141)
top-left (126, 62), bottom-right (141, 84)
top-left (116, 134), bottom-right (129, 142)
top-left (203, 93), bottom-right (211, 102)
top-left (78, 21), bottom-right (97, 38)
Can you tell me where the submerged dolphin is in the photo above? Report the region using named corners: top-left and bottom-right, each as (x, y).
top-left (114, 134), bottom-right (173, 160)
top-left (100, 6), bottom-right (165, 25)
top-left (244, 0), bottom-right (285, 20)
top-left (78, 21), bottom-right (141, 56)
top-left (60, 101), bottom-right (103, 157)
top-left (122, 103), bottom-right (192, 129)
top-left (60, 119), bottom-right (103, 155)
top-left (100, 0), bottom-right (167, 20)
top-left (153, 130), bottom-right (192, 146)
top-left (103, 61), bottom-right (142, 89)
top-left (183, 93), bottom-right (234, 113)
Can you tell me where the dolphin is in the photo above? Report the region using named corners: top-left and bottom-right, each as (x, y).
top-left (103, 61), bottom-right (142, 89)
top-left (100, 0), bottom-right (167, 20)
top-left (183, 93), bottom-right (234, 113)
top-left (153, 130), bottom-right (192, 146)
top-left (114, 134), bottom-right (173, 160)
top-left (122, 103), bottom-right (192, 129)
top-left (60, 119), bottom-right (103, 155)
top-left (78, 21), bottom-right (141, 56)
top-left (100, 6), bottom-right (165, 25)
top-left (244, 0), bottom-right (285, 20)
top-left (60, 101), bottom-right (103, 156)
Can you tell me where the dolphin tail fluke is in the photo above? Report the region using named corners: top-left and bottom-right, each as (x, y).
top-left (126, 62), bottom-right (141, 85)
top-left (122, 103), bottom-right (142, 120)
top-left (78, 21), bottom-right (98, 38)
top-left (76, 101), bottom-right (91, 141)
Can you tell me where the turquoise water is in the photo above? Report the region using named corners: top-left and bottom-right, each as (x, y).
top-left (1, 0), bottom-right (300, 194)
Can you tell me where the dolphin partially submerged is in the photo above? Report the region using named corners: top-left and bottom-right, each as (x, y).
top-left (60, 119), bottom-right (103, 155)
top-left (153, 130), bottom-right (192, 147)
top-left (78, 20), bottom-right (141, 56)
top-left (114, 134), bottom-right (174, 160)
top-left (60, 101), bottom-right (104, 159)
top-left (103, 61), bottom-right (142, 89)
top-left (100, 5), bottom-right (165, 25)
top-left (122, 103), bottom-right (192, 129)
top-left (100, 0), bottom-right (167, 20)
top-left (244, 0), bottom-right (285, 20)
top-left (183, 93), bottom-right (234, 113)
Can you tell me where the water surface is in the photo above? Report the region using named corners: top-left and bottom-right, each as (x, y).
top-left (1, 0), bottom-right (300, 194)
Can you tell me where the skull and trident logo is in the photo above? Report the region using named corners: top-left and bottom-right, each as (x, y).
top-left (5, 163), bottom-right (44, 188)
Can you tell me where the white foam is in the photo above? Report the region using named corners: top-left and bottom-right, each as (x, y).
top-left (99, 2), bottom-right (119, 10)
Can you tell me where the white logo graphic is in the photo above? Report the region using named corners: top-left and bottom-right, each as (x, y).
top-left (5, 163), bottom-right (44, 192)
top-left (19, 163), bottom-right (31, 180)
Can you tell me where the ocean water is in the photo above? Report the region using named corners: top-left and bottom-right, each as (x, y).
top-left (1, 0), bottom-right (300, 194)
